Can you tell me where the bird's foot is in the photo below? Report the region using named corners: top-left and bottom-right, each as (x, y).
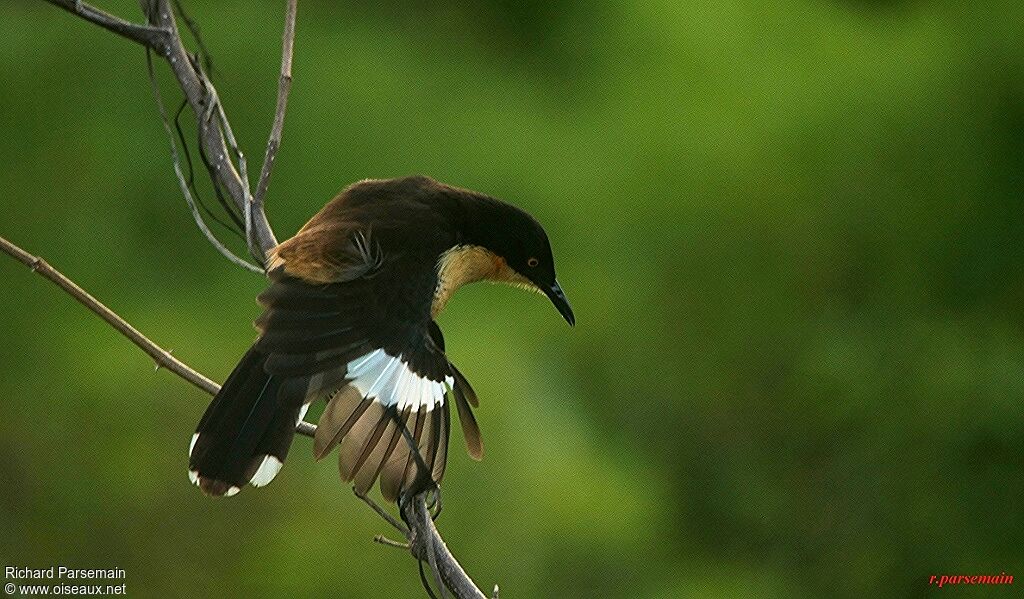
top-left (398, 476), bottom-right (442, 523)
top-left (426, 485), bottom-right (443, 521)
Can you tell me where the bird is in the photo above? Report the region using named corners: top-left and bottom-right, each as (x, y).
top-left (188, 175), bottom-right (574, 501)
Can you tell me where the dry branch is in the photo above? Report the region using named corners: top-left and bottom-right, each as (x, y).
top-left (0, 236), bottom-right (218, 396)
top-left (254, 0), bottom-right (297, 212)
top-left (45, 0), bottom-right (169, 48)
top-left (29, 2), bottom-right (492, 597)
top-left (45, 0), bottom-right (278, 258)
top-left (0, 236), bottom-right (318, 438)
top-left (1, 232), bottom-right (482, 595)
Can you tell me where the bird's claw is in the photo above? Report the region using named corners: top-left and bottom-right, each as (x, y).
top-left (426, 486), bottom-right (443, 521)
top-left (397, 478), bottom-right (442, 523)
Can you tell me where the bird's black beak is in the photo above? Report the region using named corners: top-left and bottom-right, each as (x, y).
top-left (544, 280), bottom-right (575, 326)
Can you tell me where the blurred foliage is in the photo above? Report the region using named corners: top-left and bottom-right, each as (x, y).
top-left (2, 0), bottom-right (1023, 597)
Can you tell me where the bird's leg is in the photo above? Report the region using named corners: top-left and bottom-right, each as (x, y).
top-left (389, 408), bottom-right (441, 515)
top-left (397, 468), bottom-right (438, 523)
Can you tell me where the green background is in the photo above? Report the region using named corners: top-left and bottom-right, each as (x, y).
top-left (2, 1), bottom-right (1023, 597)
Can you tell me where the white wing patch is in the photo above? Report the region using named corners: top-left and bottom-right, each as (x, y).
top-left (188, 352), bottom-right (448, 493)
top-left (345, 349), bottom-right (453, 411)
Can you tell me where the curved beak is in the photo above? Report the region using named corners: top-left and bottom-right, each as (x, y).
top-left (544, 280), bottom-right (575, 326)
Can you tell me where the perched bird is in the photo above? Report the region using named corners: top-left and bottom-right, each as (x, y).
top-left (188, 175), bottom-right (574, 501)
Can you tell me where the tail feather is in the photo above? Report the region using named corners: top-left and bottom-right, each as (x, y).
top-left (189, 348), bottom-right (300, 496)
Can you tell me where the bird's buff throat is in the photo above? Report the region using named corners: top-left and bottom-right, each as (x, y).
top-left (432, 245), bottom-right (538, 317)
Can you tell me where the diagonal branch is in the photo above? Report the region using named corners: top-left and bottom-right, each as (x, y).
top-left (142, 0), bottom-right (279, 260)
top-left (35, 3), bottom-right (490, 597)
top-left (0, 235), bottom-right (316, 436)
top-left (146, 50), bottom-right (264, 273)
top-left (404, 498), bottom-right (487, 599)
top-left (0, 235), bottom-right (219, 396)
top-left (0, 235), bottom-right (480, 594)
top-left (254, 0), bottom-right (297, 222)
top-left (43, 0), bottom-right (170, 50)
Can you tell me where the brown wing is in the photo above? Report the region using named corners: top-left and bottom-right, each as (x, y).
top-left (257, 230), bottom-right (482, 501)
top-left (190, 177), bottom-right (483, 499)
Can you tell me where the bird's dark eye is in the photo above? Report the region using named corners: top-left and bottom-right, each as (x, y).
top-left (527, 257), bottom-right (539, 267)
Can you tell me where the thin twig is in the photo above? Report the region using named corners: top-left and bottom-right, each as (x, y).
top-left (197, 128), bottom-right (246, 233)
top-left (296, 420), bottom-right (316, 437)
top-left (145, 0), bottom-right (278, 256)
top-left (146, 50), bottom-right (263, 274)
top-left (0, 235), bottom-right (317, 439)
top-left (374, 535), bottom-right (410, 550)
top-left (0, 235), bottom-right (218, 395)
top-left (420, 562), bottom-right (441, 599)
top-left (355, 487), bottom-right (410, 536)
top-left (171, 0), bottom-right (215, 75)
top-left (43, 0), bottom-right (169, 50)
top-left (199, 70), bottom-right (257, 262)
top-left (173, 98), bottom-right (244, 242)
top-left (254, 0), bottom-right (297, 211)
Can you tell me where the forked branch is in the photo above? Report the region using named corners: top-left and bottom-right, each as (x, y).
top-left (45, 0), bottom-right (278, 259)
top-left (254, 0), bottom-right (297, 214)
top-left (1, 234), bottom-right (484, 595)
top-left (44, 0), bottom-right (169, 48)
top-left (30, 2), bottom-right (492, 597)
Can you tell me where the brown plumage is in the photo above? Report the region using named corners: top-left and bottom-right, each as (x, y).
top-left (188, 175), bottom-right (573, 501)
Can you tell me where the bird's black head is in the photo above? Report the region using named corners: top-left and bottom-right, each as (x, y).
top-left (444, 183), bottom-right (575, 326)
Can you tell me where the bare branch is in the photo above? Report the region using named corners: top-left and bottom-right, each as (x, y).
top-left (296, 420), bottom-right (316, 437)
top-left (171, 0), bottom-right (215, 74)
top-left (43, 0), bottom-right (170, 50)
top-left (254, 0), bottom-right (297, 212)
top-left (0, 235), bottom-right (488, 597)
top-left (46, 0), bottom-right (279, 264)
top-left (355, 487), bottom-right (410, 537)
top-left (0, 235), bottom-right (218, 396)
top-left (35, 4), bottom-right (492, 597)
top-left (0, 234), bottom-right (314, 439)
top-left (146, 0), bottom-right (278, 259)
top-left (146, 51), bottom-right (264, 274)
top-left (403, 497), bottom-right (488, 599)
top-left (195, 66), bottom-right (261, 263)
top-left (374, 535), bottom-right (410, 550)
